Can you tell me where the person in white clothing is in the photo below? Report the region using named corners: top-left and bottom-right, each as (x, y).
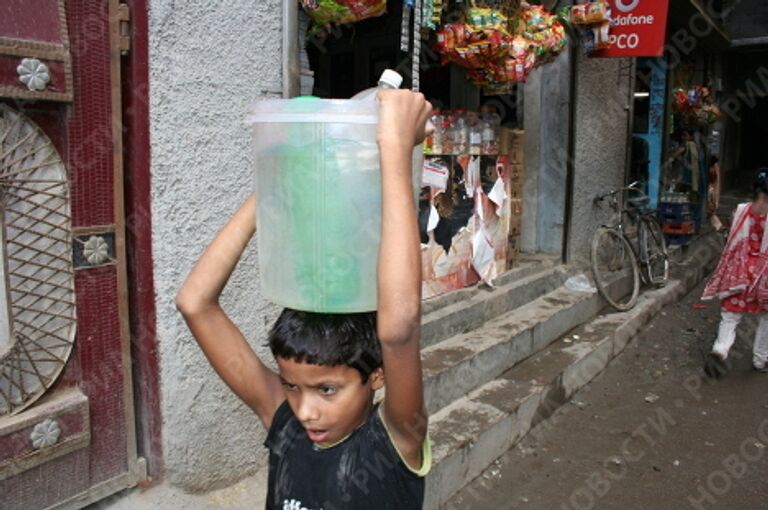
top-left (701, 168), bottom-right (768, 378)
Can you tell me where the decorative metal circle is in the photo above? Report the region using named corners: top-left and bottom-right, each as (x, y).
top-left (16, 58), bottom-right (51, 92)
top-left (30, 418), bottom-right (61, 449)
top-left (83, 235), bottom-right (109, 265)
top-left (0, 105), bottom-right (76, 416)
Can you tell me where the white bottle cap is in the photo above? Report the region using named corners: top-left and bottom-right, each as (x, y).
top-left (378, 69), bottom-right (403, 90)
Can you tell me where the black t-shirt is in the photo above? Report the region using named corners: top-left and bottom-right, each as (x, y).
top-left (264, 400), bottom-right (430, 510)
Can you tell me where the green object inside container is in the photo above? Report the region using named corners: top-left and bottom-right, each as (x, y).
top-left (249, 96), bottom-right (417, 313)
top-left (270, 136), bottom-right (364, 312)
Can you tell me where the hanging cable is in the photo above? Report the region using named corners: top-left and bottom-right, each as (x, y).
top-left (401, 0), bottom-right (413, 52)
top-left (412, 0), bottom-right (422, 91)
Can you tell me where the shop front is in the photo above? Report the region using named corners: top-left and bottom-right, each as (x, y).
top-left (293, 0), bottom-right (571, 298)
top-left (627, 0), bottom-right (729, 245)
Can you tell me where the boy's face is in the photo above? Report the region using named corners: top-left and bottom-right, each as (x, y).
top-left (276, 356), bottom-right (384, 446)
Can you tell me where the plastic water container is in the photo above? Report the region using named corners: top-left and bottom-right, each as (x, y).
top-left (246, 97), bottom-right (423, 313)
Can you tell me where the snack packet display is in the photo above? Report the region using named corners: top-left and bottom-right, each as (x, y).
top-left (566, 1), bottom-right (613, 54)
top-left (423, 0), bottom-right (443, 29)
top-left (672, 86), bottom-right (721, 126)
top-left (434, 2), bottom-right (567, 93)
top-left (569, 1), bottom-right (610, 25)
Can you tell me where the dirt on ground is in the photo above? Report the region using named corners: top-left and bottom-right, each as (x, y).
top-left (444, 275), bottom-right (768, 510)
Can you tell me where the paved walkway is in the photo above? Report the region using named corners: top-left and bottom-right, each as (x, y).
top-left (444, 275), bottom-right (768, 510)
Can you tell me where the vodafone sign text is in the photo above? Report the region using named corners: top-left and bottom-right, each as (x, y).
top-left (594, 0), bottom-right (670, 57)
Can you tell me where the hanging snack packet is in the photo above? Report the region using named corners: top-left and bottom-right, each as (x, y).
top-left (301, 0), bottom-right (386, 34)
top-left (585, 1), bottom-right (609, 23)
top-left (436, 24), bottom-right (454, 51)
top-left (431, 0), bottom-right (445, 27)
top-left (337, 0), bottom-right (386, 18)
top-left (301, 0), bottom-right (349, 27)
top-left (578, 26), bottom-right (596, 52)
top-left (593, 21), bottom-right (611, 50)
top-left (467, 7), bottom-right (488, 28)
top-left (522, 5), bottom-right (549, 32)
top-left (570, 4), bottom-right (588, 24)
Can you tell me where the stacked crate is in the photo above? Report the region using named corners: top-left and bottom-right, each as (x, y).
top-left (659, 201), bottom-right (694, 245)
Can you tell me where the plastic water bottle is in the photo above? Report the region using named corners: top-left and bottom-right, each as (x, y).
top-left (481, 116), bottom-right (500, 154)
top-left (430, 111), bottom-right (443, 155)
top-left (455, 111), bottom-right (468, 155)
top-left (351, 69), bottom-right (404, 100)
top-left (469, 112), bottom-right (483, 155)
top-left (353, 70), bottom-right (437, 153)
top-left (442, 114), bottom-right (456, 155)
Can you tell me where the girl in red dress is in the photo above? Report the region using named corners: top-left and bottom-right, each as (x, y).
top-left (702, 168), bottom-right (768, 377)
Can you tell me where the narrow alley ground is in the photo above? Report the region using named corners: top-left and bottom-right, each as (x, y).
top-left (445, 275), bottom-right (768, 510)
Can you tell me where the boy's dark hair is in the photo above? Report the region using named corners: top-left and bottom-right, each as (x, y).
top-left (268, 308), bottom-right (382, 382)
top-left (754, 168), bottom-right (768, 198)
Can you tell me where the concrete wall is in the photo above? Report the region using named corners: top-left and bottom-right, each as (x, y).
top-left (567, 53), bottom-right (633, 264)
top-left (521, 50), bottom-right (571, 255)
top-left (148, 0), bottom-right (283, 491)
top-left (521, 68), bottom-right (541, 254)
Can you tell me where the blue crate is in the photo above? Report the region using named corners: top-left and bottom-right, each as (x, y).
top-left (665, 233), bottom-right (693, 246)
top-left (659, 202), bottom-right (692, 217)
top-left (659, 211), bottom-right (694, 224)
top-left (692, 206), bottom-right (702, 231)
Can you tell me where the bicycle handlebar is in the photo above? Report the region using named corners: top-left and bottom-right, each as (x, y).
top-left (593, 181), bottom-right (649, 207)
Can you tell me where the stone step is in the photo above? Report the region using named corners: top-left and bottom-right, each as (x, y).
top-left (420, 255), bottom-right (561, 315)
top-left (420, 255), bottom-right (572, 349)
top-left (422, 283), bottom-right (603, 415)
top-left (424, 279), bottom-right (689, 510)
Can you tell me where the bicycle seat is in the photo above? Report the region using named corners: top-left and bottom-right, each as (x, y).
top-left (627, 196), bottom-right (649, 209)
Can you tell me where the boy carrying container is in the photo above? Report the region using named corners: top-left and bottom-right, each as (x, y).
top-left (176, 90), bottom-right (433, 509)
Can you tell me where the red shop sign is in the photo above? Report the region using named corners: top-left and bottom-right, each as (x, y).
top-left (593, 0), bottom-right (670, 57)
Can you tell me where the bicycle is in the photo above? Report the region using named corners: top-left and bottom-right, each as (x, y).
top-left (590, 181), bottom-right (669, 311)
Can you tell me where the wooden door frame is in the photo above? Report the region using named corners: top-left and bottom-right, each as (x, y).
top-left (0, 1), bottom-right (159, 506)
top-left (108, 0), bottom-right (140, 488)
top-left (119, 0), bottom-right (163, 483)
top-left (52, 1), bottom-right (157, 505)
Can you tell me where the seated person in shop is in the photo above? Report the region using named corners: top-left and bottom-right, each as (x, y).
top-left (175, 90), bottom-right (433, 509)
top-left (666, 129), bottom-right (703, 200)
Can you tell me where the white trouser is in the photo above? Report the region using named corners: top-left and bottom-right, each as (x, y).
top-left (712, 311), bottom-right (768, 366)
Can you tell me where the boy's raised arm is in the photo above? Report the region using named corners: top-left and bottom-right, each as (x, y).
top-left (376, 90), bottom-right (432, 470)
top-left (175, 194), bottom-right (284, 429)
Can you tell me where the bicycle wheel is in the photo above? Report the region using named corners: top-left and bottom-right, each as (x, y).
top-left (639, 216), bottom-right (669, 287)
top-left (591, 227), bottom-right (640, 311)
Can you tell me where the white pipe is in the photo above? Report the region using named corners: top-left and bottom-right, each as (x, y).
top-left (282, 0), bottom-right (299, 98)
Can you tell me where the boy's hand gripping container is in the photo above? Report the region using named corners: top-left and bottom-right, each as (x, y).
top-left (247, 97), bottom-right (423, 313)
